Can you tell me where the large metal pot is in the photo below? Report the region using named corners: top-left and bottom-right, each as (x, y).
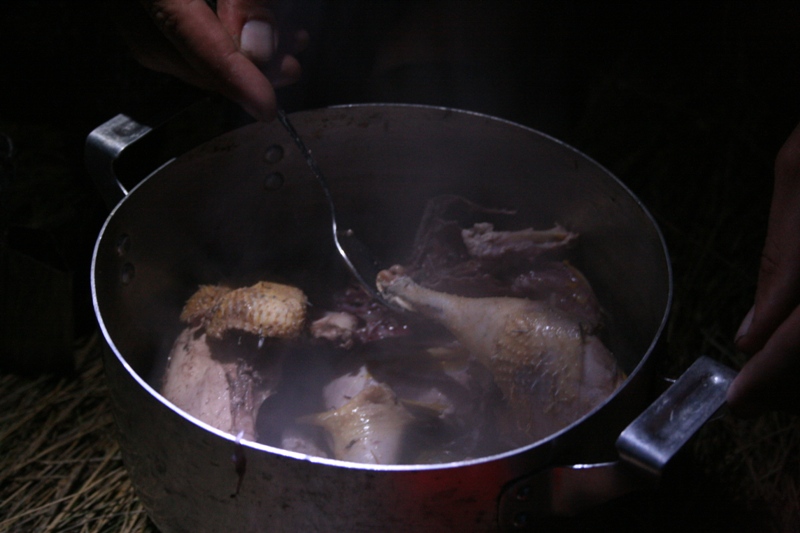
top-left (88, 104), bottom-right (732, 532)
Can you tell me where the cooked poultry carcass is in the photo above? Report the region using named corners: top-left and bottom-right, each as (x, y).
top-left (376, 266), bottom-right (625, 442)
top-left (321, 364), bottom-right (378, 410)
top-left (265, 364), bottom-right (388, 459)
top-left (302, 378), bottom-right (415, 464)
top-left (161, 326), bottom-right (281, 441)
top-left (161, 281), bottom-right (308, 440)
top-left (180, 280), bottom-right (307, 339)
top-left (510, 261), bottom-right (604, 328)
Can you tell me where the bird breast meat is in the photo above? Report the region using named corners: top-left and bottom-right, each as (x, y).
top-left (376, 265), bottom-right (625, 442)
top-left (161, 280), bottom-right (308, 441)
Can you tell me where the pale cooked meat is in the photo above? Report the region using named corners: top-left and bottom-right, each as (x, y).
top-left (321, 364), bottom-right (377, 410)
top-left (302, 382), bottom-right (415, 464)
top-left (161, 326), bottom-right (280, 441)
top-left (162, 281), bottom-right (309, 440)
top-left (180, 281), bottom-right (307, 339)
top-left (310, 311), bottom-right (359, 349)
top-left (376, 266), bottom-right (625, 443)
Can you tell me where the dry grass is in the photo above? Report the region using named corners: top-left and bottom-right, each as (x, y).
top-left (0, 334), bottom-right (156, 533)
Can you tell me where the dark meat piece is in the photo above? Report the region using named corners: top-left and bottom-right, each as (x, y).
top-left (325, 285), bottom-right (411, 344)
top-left (461, 222), bottom-right (578, 261)
top-left (510, 261), bottom-right (604, 328)
top-left (402, 195), bottom-right (580, 299)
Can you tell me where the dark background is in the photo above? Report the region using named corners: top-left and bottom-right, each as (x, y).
top-left (1, 1), bottom-right (800, 531)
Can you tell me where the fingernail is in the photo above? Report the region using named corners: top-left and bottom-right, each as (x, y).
top-left (241, 20), bottom-right (276, 65)
top-left (735, 305), bottom-right (754, 342)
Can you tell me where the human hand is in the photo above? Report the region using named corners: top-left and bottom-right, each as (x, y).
top-left (727, 120), bottom-right (800, 417)
top-left (111, 0), bottom-right (305, 121)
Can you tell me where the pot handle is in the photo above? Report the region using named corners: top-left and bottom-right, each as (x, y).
top-left (85, 95), bottom-right (248, 209)
top-left (85, 113), bottom-right (152, 209)
top-left (497, 356), bottom-right (737, 529)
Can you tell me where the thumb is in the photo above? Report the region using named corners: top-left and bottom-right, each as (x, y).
top-left (735, 120), bottom-right (800, 355)
top-left (216, 0), bottom-right (303, 87)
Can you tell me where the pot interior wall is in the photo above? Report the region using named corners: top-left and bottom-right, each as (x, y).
top-left (93, 104), bottom-right (670, 401)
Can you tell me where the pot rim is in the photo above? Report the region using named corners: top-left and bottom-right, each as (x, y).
top-left (91, 102), bottom-right (674, 472)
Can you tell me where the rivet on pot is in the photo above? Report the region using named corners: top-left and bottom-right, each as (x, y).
top-left (264, 172), bottom-right (285, 191)
top-left (120, 262), bottom-right (135, 285)
top-left (513, 512), bottom-right (529, 529)
top-left (116, 233), bottom-right (131, 257)
top-left (264, 144), bottom-right (284, 164)
top-left (515, 485), bottom-right (531, 501)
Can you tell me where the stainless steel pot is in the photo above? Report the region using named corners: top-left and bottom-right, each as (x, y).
top-left (88, 104), bottom-right (734, 532)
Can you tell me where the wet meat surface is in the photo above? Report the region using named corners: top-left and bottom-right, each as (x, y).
top-left (160, 326), bottom-right (281, 441)
top-left (159, 195), bottom-right (625, 462)
top-left (161, 281), bottom-right (308, 440)
top-left (302, 379), bottom-right (415, 464)
top-left (180, 281), bottom-right (307, 340)
top-left (377, 266), bottom-right (625, 442)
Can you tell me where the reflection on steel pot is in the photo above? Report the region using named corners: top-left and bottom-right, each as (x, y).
top-left (88, 104), bottom-right (732, 532)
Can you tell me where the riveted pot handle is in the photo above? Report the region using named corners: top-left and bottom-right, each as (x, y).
top-left (85, 113), bottom-right (153, 209)
top-left (84, 94), bottom-right (248, 210)
top-left (498, 356), bottom-right (737, 529)
top-left (615, 355), bottom-right (737, 476)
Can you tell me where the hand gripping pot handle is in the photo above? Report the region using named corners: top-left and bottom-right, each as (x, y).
top-left (498, 356), bottom-right (737, 530)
